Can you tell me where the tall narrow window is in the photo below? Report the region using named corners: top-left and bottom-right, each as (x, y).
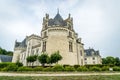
top-left (42, 41), bottom-right (46, 52)
top-left (44, 31), bottom-right (47, 37)
top-left (69, 31), bottom-right (72, 37)
top-left (80, 50), bottom-right (82, 56)
top-left (69, 42), bottom-right (73, 52)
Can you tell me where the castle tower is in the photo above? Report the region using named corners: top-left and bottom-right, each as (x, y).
top-left (41, 11), bottom-right (84, 65)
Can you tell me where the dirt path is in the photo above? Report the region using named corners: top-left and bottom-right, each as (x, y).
top-left (0, 72), bottom-right (120, 76)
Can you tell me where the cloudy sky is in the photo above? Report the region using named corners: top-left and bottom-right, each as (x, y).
top-left (0, 0), bottom-right (120, 57)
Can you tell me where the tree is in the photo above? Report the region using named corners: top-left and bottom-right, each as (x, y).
top-left (26, 55), bottom-right (37, 67)
top-left (102, 56), bottom-right (120, 66)
top-left (38, 53), bottom-right (48, 67)
top-left (0, 47), bottom-right (13, 56)
top-left (50, 51), bottom-right (62, 64)
top-left (115, 57), bottom-right (120, 66)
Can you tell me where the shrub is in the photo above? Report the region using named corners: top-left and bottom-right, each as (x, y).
top-left (33, 67), bottom-right (43, 71)
top-left (74, 65), bottom-right (80, 69)
top-left (64, 66), bottom-right (75, 71)
top-left (101, 66), bottom-right (109, 71)
top-left (52, 64), bottom-right (64, 71)
top-left (43, 67), bottom-right (52, 71)
top-left (89, 66), bottom-right (101, 71)
top-left (1, 64), bottom-right (18, 71)
top-left (113, 66), bottom-right (120, 71)
top-left (0, 62), bottom-right (15, 68)
top-left (15, 62), bottom-right (23, 67)
top-left (77, 66), bottom-right (88, 71)
top-left (63, 64), bottom-right (70, 68)
top-left (17, 67), bottom-right (33, 71)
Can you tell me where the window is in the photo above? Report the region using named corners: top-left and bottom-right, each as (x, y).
top-left (93, 57), bottom-right (95, 60)
top-left (42, 41), bottom-right (46, 52)
top-left (80, 50), bottom-right (82, 56)
top-left (44, 31), bottom-right (47, 37)
top-left (69, 42), bottom-right (73, 52)
top-left (85, 58), bottom-right (87, 60)
top-left (69, 31), bottom-right (72, 37)
top-left (68, 24), bottom-right (72, 30)
top-left (36, 49), bottom-right (39, 54)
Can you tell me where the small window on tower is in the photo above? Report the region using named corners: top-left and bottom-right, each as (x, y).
top-left (44, 31), bottom-right (47, 37)
top-left (69, 42), bottom-right (73, 52)
top-left (69, 31), bottom-right (72, 37)
top-left (42, 41), bottom-right (46, 52)
top-left (80, 50), bottom-right (82, 56)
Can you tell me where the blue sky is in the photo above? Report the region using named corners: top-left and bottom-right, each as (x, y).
top-left (0, 0), bottom-right (120, 57)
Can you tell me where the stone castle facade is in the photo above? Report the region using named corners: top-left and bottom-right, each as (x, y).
top-left (12, 11), bottom-right (102, 66)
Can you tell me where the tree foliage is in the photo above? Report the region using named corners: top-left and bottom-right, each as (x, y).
top-left (26, 55), bottom-right (37, 67)
top-left (50, 51), bottom-right (62, 64)
top-left (102, 56), bottom-right (120, 66)
top-left (38, 53), bottom-right (48, 67)
top-left (0, 47), bottom-right (13, 56)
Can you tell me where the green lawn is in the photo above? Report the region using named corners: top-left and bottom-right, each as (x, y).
top-left (0, 75), bottom-right (120, 80)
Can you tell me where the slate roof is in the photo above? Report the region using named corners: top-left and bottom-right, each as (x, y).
top-left (15, 38), bottom-right (27, 48)
top-left (84, 48), bottom-right (100, 56)
top-left (48, 13), bottom-right (67, 26)
top-left (0, 55), bottom-right (12, 62)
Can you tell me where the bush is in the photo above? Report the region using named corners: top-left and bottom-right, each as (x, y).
top-left (89, 66), bottom-right (101, 71)
top-left (64, 66), bottom-right (75, 71)
top-left (52, 64), bottom-right (64, 71)
top-left (43, 67), bottom-right (52, 71)
top-left (0, 62), bottom-right (15, 68)
top-left (113, 66), bottom-right (120, 71)
top-left (1, 64), bottom-right (18, 71)
top-left (15, 62), bottom-right (23, 67)
top-left (33, 67), bottom-right (43, 71)
top-left (17, 67), bottom-right (33, 71)
top-left (74, 65), bottom-right (80, 69)
top-left (101, 66), bottom-right (109, 71)
top-left (63, 64), bottom-right (70, 68)
top-left (77, 66), bottom-right (88, 71)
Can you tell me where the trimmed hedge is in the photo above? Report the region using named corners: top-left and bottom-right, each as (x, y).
top-left (33, 67), bottom-right (43, 71)
top-left (77, 66), bottom-right (88, 71)
top-left (43, 67), bottom-right (52, 71)
top-left (89, 66), bottom-right (101, 71)
top-left (1, 64), bottom-right (18, 71)
top-left (113, 66), bottom-right (120, 71)
top-left (17, 67), bottom-right (33, 71)
top-left (101, 66), bottom-right (109, 71)
top-left (0, 62), bottom-right (15, 68)
top-left (64, 66), bottom-right (75, 71)
top-left (74, 65), bottom-right (80, 69)
top-left (52, 64), bottom-right (64, 71)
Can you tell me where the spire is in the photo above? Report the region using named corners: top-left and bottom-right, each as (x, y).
top-left (57, 8), bottom-right (59, 14)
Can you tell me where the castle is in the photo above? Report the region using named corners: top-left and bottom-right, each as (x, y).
top-left (12, 11), bottom-right (102, 66)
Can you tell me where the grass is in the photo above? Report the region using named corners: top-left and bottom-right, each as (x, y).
top-left (0, 75), bottom-right (120, 80)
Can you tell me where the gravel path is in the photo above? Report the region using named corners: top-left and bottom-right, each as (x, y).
top-left (0, 72), bottom-right (120, 76)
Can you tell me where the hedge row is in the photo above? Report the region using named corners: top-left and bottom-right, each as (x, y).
top-left (0, 63), bottom-right (120, 72)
